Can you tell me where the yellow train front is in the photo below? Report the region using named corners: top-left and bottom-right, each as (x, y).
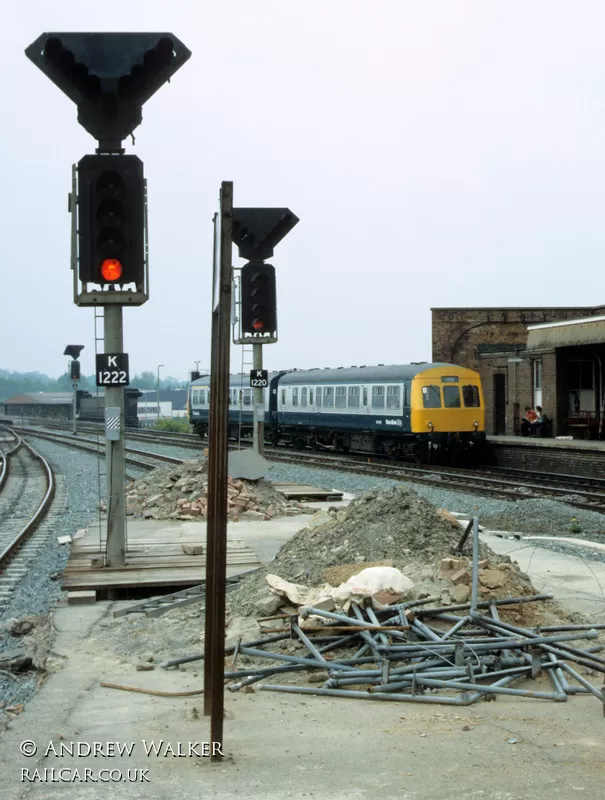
top-left (409, 364), bottom-right (486, 464)
top-left (271, 362), bottom-right (486, 464)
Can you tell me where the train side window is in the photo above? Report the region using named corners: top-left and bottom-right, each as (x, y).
top-left (462, 385), bottom-right (480, 407)
top-left (293, 388), bottom-right (299, 407)
top-left (362, 387), bottom-right (368, 406)
top-left (372, 386), bottom-right (385, 409)
top-left (335, 387), bottom-right (346, 408)
top-left (403, 384), bottom-right (408, 408)
top-left (386, 385), bottom-right (401, 410)
top-left (422, 385), bottom-right (441, 408)
top-left (348, 386), bottom-right (360, 408)
top-left (301, 387), bottom-right (307, 407)
top-left (443, 386), bottom-right (461, 408)
top-left (244, 389), bottom-right (252, 406)
top-left (309, 388), bottom-right (314, 405)
top-left (281, 389), bottom-right (286, 406)
top-left (323, 387), bottom-right (334, 408)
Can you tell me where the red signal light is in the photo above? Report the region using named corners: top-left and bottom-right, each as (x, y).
top-left (252, 320), bottom-right (265, 331)
top-left (100, 258), bottom-right (123, 282)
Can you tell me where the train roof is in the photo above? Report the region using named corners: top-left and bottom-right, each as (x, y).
top-left (277, 363), bottom-right (462, 385)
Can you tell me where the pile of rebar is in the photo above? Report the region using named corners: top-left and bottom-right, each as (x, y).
top-left (221, 519), bottom-right (605, 714)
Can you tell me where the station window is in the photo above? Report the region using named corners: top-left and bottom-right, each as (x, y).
top-left (422, 385), bottom-right (441, 408)
top-left (301, 387), bottom-right (307, 408)
top-left (243, 389), bottom-right (252, 406)
top-left (462, 385), bottom-right (480, 407)
top-left (372, 386), bottom-right (385, 409)
top-left (335, 387), bottom-right (346, 408)
top-left (309, 388), bottom-right (314, 406)
top-left (281, 389), bottom-right (286, 406)
top-left (348, 386), bottom-right (360, 408)
top-left (386, 385), bottom-right (401, 410)
top-left (323, 387), bottom-right (334, 408)
top-left (443, 386), bottom-right (461, 408)
top-left (293, 387), bottom-right (299, 407)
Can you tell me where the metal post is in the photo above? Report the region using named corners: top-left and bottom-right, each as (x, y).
top-left (72, 384), bottom-right (77, 435)
top-left (203, 182), bottom-right (233, 758)
top-left (156, 364), bottom-right (163, 424)
top-left (104, 304), bottom-right (126, 568)
top-left (252, 343), bottom-right (264, 454)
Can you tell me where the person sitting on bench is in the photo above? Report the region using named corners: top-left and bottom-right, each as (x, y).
top-left (529, 406), bottom-right (547, 437)
top-left (520, 406), bottom-right (538, 436)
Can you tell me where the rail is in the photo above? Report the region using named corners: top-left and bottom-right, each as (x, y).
top-left (0, 429), bottom-right (56, 566)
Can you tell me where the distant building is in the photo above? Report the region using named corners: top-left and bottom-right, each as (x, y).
top-left (3, 392), bottom-right (74, 421)
top-left (138, 389), bottom-right (188, 425)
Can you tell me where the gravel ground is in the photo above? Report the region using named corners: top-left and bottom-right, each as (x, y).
top-left (264, 459), bottom-right (605, 541)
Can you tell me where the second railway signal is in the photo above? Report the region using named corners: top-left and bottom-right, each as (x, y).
top-left (77, 155), bottom-right (145, 291)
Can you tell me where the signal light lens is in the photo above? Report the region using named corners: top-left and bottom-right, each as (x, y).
top-left (100, 258), bottom-right (123, 282)
top-left (252, 320), bottom-right (265, 331)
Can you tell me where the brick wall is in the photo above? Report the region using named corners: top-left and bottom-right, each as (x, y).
top-left (431, 306), bottom-right (602, 371)
top-left (487, 441), bottom-right (605, 479)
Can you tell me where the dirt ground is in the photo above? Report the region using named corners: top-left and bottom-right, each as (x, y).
top-left (0, 599), bottom-right (604, 800)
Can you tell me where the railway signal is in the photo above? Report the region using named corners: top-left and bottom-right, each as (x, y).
top-left (77, 155), bottom-right (145, 290)
top-left (28, 31), bottom-right (191, 572)
top-left (240, 263), bottom-right (277, 335)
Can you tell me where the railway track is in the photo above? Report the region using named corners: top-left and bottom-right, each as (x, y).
top-left (0, 427), bottom-right (56, 607)
top-left (10, 422), bottom-right (605, 514)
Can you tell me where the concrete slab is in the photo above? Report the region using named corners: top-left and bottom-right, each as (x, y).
top-left (481, 530), bottom-right (605, 618)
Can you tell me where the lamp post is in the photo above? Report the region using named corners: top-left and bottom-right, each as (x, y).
top-left (156, 364), bottom-right (164, 425)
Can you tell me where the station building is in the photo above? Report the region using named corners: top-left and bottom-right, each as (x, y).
top-left (3, 392), bottom-right (74, 421)
top-left (432, 305), bottom-right (605, 439)
top-left (137, 389), bottom-right (188, 426)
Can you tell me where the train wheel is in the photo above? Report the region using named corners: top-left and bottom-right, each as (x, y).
top-left (414, 443), bottom-right (429, 464)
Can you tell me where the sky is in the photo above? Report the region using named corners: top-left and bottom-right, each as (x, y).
top-left (4, 1), bottom-right (605, 381)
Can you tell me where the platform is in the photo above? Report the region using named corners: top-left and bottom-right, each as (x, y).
top-left (62, 518), bottom-right (263, 596)
top-left (489, 434), bottom-right (605, 451)
top-left (487, 434), bottom-right (605, 477)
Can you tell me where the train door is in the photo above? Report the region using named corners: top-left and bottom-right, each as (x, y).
top-left (493, 373), bottom-right (506, 435)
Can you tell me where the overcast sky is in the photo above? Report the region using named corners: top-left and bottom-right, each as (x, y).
top-left (4, 1), bottom-right (605, 381)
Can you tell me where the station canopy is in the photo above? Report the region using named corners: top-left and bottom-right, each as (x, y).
top-left (526, 315), bottom-right (605, 351)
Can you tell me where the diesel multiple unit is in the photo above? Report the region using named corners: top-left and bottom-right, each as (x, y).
top-left (189, 363), bottom-right (485, 463)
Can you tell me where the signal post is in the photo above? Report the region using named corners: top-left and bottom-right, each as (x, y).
top-left (232, 209), bottom-right (299, 453)
top-left (27, 32), bottom-right (191, 567)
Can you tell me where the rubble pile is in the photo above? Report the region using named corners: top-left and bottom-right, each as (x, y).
top-left (125, 460), bottom-right (304, 521)
top-left (229, 485), bottom-right (537, 617)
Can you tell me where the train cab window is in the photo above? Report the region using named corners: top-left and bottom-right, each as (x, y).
top-left (281, 389), bottom-right (286, 406)
top-left (317, 388), bottom-right (322, 407)
top-left (422, 385), bottom-right (441, 408)
top-left (348, 386), bottom-right (360, 408)
top-left (372, 386), bottom-right (385, 409)
top-left (293, 388), bottom-right (299, 407)
top-left (309, 388), bottom-right (314, 405)
top-left (301, 387), bottom-right (307, 407)
top-left (335, 387), bottom-right (346, 408)
top-left (462, 385), bottom-right (480, 407)
top-left (443, 386), bottom-right (461, 408)
top-left (323, 387), bottom-right (334, 408)
top-left (386, 385), bottom-right (401, 410)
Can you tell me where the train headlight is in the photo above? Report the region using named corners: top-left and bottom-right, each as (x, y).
top-left (473, 421), bottom-right (479, 429)
top-left (427, 421), bottom-right (434, 430)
